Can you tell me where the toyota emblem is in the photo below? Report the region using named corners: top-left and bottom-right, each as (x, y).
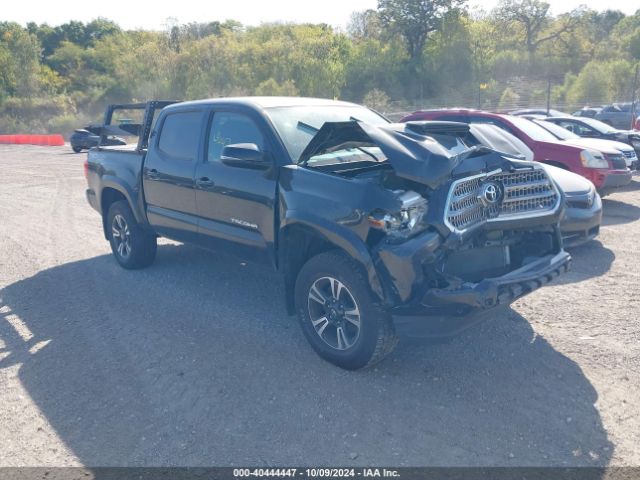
top-left (479, 182), bottom-right (502, 206)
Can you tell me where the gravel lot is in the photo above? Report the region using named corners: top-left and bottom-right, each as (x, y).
top-left (0, 144), bottom-right (638, 467)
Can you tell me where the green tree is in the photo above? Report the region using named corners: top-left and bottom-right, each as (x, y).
top-left (348, 10), bottom-right (384, 40)
top-left (362, 88), bottom-right (391, 112)
top-left (255, 78), bottom-right (299, 96)
top-left (377, 0), bottom-right (466, 64)
top-left (493, 0), bottom-right (580, 60)
top-left (0, 22), bottom-right (42, 97)
top-left (566, 61), bottom-right (609, 106)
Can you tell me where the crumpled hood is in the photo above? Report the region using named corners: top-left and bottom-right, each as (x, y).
top-left (298, 121), bottom-right (466, 189)
top-left (561, 137), bottom-right (634, 154)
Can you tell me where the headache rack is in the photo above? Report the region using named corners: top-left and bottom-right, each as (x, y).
top-left (98, 100), bottom-right (179, 152)
top-left (445, 167), bottom-right (560, 234)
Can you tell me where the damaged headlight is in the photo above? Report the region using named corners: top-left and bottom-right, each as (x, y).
top-left (368, 191), bottom-right (428, 240)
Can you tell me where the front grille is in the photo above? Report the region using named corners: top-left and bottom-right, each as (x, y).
top-left (491, 170), bottom-right (559, 217)
top-left (607, 154), bottom-right (627, 169)
top-left (623, 150), bottom-right (637, 163)
top-left (445, 168), bottom-right (559, 233)
top-left (445, 175), bottom-right (490, 231)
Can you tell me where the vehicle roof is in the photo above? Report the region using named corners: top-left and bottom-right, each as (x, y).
top-left (511, 108), bottom-right (567, 116)
top-left (166, 96), bottom-right (360, 111)
top-left (546, 116), bottom-right (586, 121)
top-left (411, 108), bottom-right (484, 115)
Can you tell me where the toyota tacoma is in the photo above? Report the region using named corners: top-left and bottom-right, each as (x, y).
top-left (85, 97), bottom-right (571, 369)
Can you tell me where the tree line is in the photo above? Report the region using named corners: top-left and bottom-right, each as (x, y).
top-left (1, 0), bottom-right (640, 134)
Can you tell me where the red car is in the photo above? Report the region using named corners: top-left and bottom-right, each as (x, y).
top-left (401, 109), bottom-right (632, 192)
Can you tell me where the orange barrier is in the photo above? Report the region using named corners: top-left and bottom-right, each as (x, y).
top-left (0, 134), bottom-right (65, 146)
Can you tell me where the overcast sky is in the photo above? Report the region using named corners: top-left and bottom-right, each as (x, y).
top-left (2, 0), bottom-right (638, 31)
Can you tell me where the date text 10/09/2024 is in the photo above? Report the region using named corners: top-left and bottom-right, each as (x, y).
top-left (233, 468), bottom-right (401, 478)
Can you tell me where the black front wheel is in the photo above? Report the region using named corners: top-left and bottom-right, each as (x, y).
top-left (106, 200), bottom-right (157, 269)
top-left (72, 145), bottom-right (82, 153)
top-left (295, 251), bottom-right (397, 370)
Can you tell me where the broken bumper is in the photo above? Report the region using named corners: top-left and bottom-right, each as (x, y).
top-left (376, 231), bottom-right (571, 317)
top-left (418, 251), bottom-right (570, 313)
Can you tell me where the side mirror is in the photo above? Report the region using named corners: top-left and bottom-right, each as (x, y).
top-left (220, 143), bottom-right (269, 169)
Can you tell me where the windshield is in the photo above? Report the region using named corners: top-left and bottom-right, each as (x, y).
top-left (576, 117), bottom-right (617, 134)
top-left (266, 105), bottom-right (389, 161)
top-left (506, 115), bottom-right (560, 142)
top-left (534, 120), bottom-right (580, 140)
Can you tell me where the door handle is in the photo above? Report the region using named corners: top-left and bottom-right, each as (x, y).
top-left (146, 168), bottom-right (159, 179)
top-left (196, 176), bottom-right (214, 188)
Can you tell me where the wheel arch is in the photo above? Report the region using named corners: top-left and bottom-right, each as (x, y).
top-left (100, 183), bottom-right (135, 239)
top-left (278, 214), bottom-right (385, 315)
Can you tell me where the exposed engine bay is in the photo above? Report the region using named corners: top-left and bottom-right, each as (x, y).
top-left (297, 119), bottom-right (567, 309)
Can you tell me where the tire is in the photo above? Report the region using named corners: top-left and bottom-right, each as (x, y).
top-left (72, 145), bottom-right (82, 153)
top-left (106, 200), bottom-right (157, 269)
top-left (294, 250), bottom-right (397, 370)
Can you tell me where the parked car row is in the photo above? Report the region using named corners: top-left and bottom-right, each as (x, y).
top-left (511, 103), bottom-right (639, 130)
top-left (402, 109), bottom-right (634, 195)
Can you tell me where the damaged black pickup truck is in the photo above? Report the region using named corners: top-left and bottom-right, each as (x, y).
top-left (85, 97), bottom-right (571, 369)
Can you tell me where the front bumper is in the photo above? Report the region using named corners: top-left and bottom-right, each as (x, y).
top-left (375, 229), bottom-right (571, 317)
top-left (597, 169), bottom-right (633, 192)
top-left (390, 250), bottom-right (571, 338)
top-left (561, 194), bottom-right (603, 248)
top-left (416, 251), bottom-right (571, 313)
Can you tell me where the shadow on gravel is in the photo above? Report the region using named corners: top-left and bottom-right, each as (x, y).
top-left (613, 177), bottom-right (640, 193)
top-left (601, 198), bottom-right (640, 225)
top-left (0, 244), bottom-right (613, 468)
top-left (557, 240), bottom-right (615, 285)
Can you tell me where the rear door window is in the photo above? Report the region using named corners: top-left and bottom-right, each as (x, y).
top-left (158, 111), bottom-right (203, 161)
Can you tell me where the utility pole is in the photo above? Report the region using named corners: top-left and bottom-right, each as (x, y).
top-left (546, 77), bottom-right (552, 115)
top-left (630, 65), bottom-right (639, 130)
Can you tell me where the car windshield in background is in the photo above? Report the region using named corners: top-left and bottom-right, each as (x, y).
top-left (266, 105), bottom-right (389, 161)
top-left (506, 115), bottom-right (560, 142)
top-left (470, 123), bottom-right (534, 159)
top-left (535, 120), bottom-right (580, 140)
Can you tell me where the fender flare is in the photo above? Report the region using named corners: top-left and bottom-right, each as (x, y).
top-left (280, 210), bottom-right (386, 302)
top-left (100, 178), bottom-right (145, 220)
top-left (98, 177), bottom-right (148, 236)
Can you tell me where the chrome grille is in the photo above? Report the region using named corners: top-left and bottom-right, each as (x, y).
top-left (445, 168), bottom-right (560, 233)
top-left (446, 174), bottom-right (490, 231)
top-left (623, 150), bottom-right (636, 159)
top-left (490, 170), bottom-right (558, 217)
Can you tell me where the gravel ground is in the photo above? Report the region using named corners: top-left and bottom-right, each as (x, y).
top-left (0, 144), bottom-right (638, 467)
